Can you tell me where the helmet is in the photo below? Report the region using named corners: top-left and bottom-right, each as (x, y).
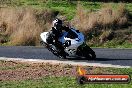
top-left (52, 18), bottom-right (63, 30)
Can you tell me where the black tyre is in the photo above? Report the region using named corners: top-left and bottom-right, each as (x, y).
top-left (87, 52), bottom-right (96, 59)
top-left (77, 76), bottom-right (86, 84)
top-left (77, 43), bottom-right (96, 60)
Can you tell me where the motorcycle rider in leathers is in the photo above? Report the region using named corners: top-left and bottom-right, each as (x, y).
top-left (46, 18), bottom-right (78, 58)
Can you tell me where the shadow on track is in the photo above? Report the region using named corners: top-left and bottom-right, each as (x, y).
top-left (65, 58), bottom-right (132, 61)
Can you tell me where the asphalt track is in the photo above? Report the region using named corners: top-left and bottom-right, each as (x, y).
top-left (0, 46), bottom-right (132, 67)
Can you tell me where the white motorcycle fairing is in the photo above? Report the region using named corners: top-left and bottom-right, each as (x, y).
top-left (58, 29), bottom-right (85, 56)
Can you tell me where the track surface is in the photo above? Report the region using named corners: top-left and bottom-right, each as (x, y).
top-left (0, 46), bottom-right (132, 67)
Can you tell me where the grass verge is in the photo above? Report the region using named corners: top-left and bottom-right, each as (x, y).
top-left (1, 76), bottom-right (132, 88)
top-left (0, 60), bottom-right (132, 88)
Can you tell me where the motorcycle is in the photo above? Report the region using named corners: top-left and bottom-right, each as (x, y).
top-left (40, 28), bottom-right (96, 59)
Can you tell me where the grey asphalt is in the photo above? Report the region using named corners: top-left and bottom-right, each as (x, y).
top-left (0, 46), bottom-right (132, 67)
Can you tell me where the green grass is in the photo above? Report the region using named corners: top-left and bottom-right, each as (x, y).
top-left (1, 0), bottom-right (132, 21)
top-left (0, 75), bottom-right (132, 88)
top-left (102, 41), bottom-right (132, 48)
top-left (88, 39), bottom-right (132, 48)
top-left (0, 67), bottom-right (132, 88)
top-left (1, 0), bottom-right (132, 20)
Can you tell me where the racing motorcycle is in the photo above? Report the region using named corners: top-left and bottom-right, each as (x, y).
top-left (40, 28), bottom-right (96, 59)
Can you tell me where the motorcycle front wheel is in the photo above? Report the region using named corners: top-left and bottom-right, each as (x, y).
top-left (77, 43), bottom-right (96, 59)
top-left (84, 50), bottom-right (96, 59)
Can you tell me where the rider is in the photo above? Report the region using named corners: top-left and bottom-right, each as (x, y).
top-left (46, 18), bottom-right (79, 57)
